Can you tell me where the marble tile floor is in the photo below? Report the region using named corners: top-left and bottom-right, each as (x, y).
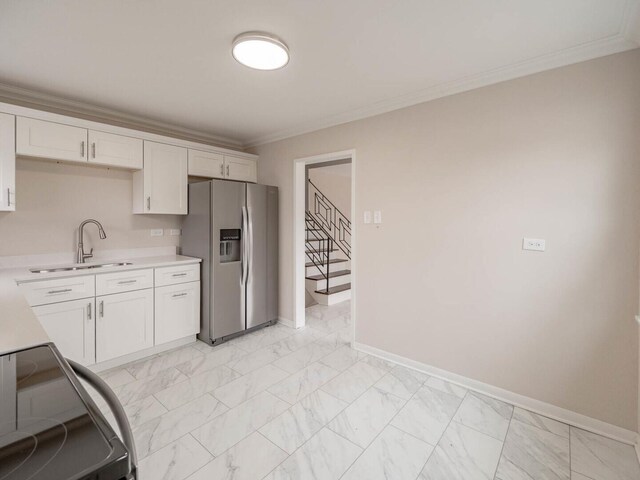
top-left (86, 300), bottom-right (640, 480)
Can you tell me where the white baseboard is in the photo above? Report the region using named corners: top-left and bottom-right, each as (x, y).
top-left (89, 336), bottom-right (195, 373)
top-left (354, 341), bottom-right (638, 446)
top-left (277, 317), bottom-right (296, 328)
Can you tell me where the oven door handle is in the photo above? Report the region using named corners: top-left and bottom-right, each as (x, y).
top-left (67, 359), bottom-right (137, 479)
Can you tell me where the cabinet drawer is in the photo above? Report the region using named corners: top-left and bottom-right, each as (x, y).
top-left (155, 264), bottom-right (200, 287)
top-left (20, 275), bottom-right (95, 307)
top-left (95, 268), bottom-right (154, 295)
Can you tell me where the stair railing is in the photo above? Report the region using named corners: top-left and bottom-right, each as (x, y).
top-left (305, 212), bottom-right (332, 293)
top-left (307, 179), bottom-right (351, 260)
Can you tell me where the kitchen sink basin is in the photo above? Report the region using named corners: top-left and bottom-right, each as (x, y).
top-left (30, 262), bottom-right (133, 273)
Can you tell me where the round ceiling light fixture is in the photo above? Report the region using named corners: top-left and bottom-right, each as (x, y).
top-left (232, 32), bottom-right (289, 70)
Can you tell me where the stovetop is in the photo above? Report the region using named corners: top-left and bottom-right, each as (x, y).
top-left (0, 344), bottom-right (130, 480)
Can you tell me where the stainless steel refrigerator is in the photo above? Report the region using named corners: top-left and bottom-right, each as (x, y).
top-left (181, 180), bottom-right (278, 345)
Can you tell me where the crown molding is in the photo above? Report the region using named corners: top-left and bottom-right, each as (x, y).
top-left (246, 20), bottom-right (640, 147)
top-left (0, 82), bottom-right (244, 150)
top-left (621, 0), bottom-right (640, 43)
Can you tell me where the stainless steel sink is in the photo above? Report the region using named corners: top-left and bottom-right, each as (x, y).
top-left (30, 262), bottom-right (133, 273)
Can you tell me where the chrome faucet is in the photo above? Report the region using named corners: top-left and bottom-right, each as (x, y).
top-left (77, 219), bottom-right (107, 263)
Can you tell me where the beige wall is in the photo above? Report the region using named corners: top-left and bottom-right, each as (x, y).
top-left (0, 158), bottom-right (182, 256)
top-left (253, 49), bottom-right (640, 430)
top-left (308, 167), bottom-right (351, 221)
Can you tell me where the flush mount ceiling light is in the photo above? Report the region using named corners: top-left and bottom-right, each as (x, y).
top-left (232, 32), bottom-right (289, 70)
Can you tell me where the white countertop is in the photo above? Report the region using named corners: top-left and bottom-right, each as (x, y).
top-left (0, 255), bottom-right (201, 355)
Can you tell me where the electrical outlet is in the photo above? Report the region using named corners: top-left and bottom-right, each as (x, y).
top-left (150, 229), bottom-right (164, 237)
top-left (373, 210), bottom-right (382, 224)
top-left (364, 211), bottom-right (372, 224)
top-left (523, 238), bottom-right (545, 251)
top-left (168, 229), bottom-right (181, 236)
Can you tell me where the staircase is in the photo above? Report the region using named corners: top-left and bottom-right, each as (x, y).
top-left (305, 180), bottom-right (351, 306)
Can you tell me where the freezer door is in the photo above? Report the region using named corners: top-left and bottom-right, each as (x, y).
top-left (212, 180), bottom-right (246, 339)
top-left (246, 184), bottom-right (270, 329)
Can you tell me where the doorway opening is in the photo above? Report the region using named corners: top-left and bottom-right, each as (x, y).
top-left (293, 150), bottom-right (355, 340)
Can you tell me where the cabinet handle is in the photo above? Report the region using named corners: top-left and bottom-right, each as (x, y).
top-left (226, 165), bottom-right (229, 177)
top-left (87, 303), bottom-right (92, 320)
top-left (81, 141), bottom-right (85, 157)
top-left (220, 164), bottom-right (224, 176)
top-left (48, 288), bottom-right (72, 294)
top-left (172, 292), bottom-right (187, 298)
top-left (92, 142), bottom-right (96, 158)
top-left (99, 300), bottom-right (104, 318)
top-left (6, 188), bottom-right (10, 207)
top-left (147, 197), bottom-right (151, 211)
top-left (172, 273), bottom-right (187, 277)
top-left (117, 279), bottom-right (137, 285)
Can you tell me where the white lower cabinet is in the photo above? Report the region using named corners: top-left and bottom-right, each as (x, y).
top-left (96, 289), bottom-right (154, 363)
top-left (32, 298), bottom-right (95, 366)
top-left (155, 282), bottom-right (200, 345)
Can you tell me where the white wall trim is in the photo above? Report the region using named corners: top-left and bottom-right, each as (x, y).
top-left (277, 317), bottom-right (295, 328)
top-left (354, 341), bottom-right (638, 446)
top-left (293, 150), bottom-right (356, 330)
top-left (245, 33), bottom-right (638, 148)
top-left (0, 83), bottom-right (244, 149)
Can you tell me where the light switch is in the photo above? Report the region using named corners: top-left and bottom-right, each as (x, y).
top-left (150, 229), bottom-right (164, 237)
top-left (523, 238), bottom-right (545, 251)
top-left (364, 211), bottom-right (372, 224)
top-left (374, 210), bottom-right (382, 224)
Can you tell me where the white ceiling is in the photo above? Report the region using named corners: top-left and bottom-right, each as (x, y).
top-left (0, 0), bottom-right (638, 148)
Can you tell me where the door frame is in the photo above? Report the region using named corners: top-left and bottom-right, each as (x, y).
top-left (293, 149), bottom-right (356, 334)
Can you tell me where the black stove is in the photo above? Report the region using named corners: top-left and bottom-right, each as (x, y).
top-left (0, 344), bottom-right (132, 480)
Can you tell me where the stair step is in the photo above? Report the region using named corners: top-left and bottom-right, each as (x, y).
top-left (306, 270), bottom-right (351, 281)
top-left (315, 283), bottom-right (351, 295)
top-left (305, 258), bottom-right (348, 268)
top-left (306, 248), bottom-right (339, 255)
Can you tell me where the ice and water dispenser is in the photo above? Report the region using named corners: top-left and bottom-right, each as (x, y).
top-left (219, 229), bottom-right (241, 263)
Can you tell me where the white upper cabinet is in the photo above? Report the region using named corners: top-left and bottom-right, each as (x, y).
top-left (134, 141), bottom-right (188, 214)
top-left (224, 155), bottom-right (257, 183)
top-left (16, 117), bottom-right (88, 163)
top-left (88, 130), bottom-right (143, 169)
top-left (188, 149), bottom-right (225, 178)
top-left (0, 113), bottom-right (15, 212)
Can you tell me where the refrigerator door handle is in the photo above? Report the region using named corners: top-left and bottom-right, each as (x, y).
top-left (241, 205), bottom-right (249, 285)
top-left (246, 206), bottom-right (253, 285)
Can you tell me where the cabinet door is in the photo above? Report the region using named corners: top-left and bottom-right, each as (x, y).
top-left (88, 130), bottom-right (143, 169)
top-left (96, 289), bottom-right (153, 362)
top-left (155, 282), bottom-right (200, 345)
top-left (224, 155), bottom-right (257, 183)
top-left (142, 141), bottom-right (188, 214)
top-left (32, 299), bottom-right (95, 366)
top-left (188, 149), bottom-right (224, 178)
top-left (0, 113), bottom-right (15, 211)
top-left (16, 117), bottom-right (88, 163)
